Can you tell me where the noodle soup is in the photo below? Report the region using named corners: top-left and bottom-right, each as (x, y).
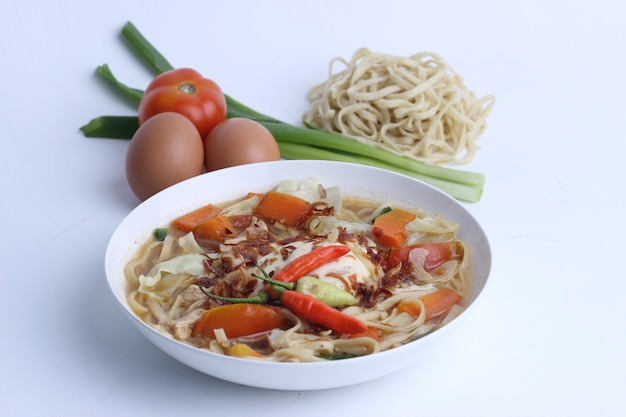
top-left (124, 177), bottom-right (471, 362)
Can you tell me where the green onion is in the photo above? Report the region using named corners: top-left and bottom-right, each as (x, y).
top-left (82, 21), bottom-right (486, 202)
top-left (96, 64), bottom-right (143, 105)
top-left (121, 22), bottom-right (174, 75)
top-left (121, 22), bottom-right (281, 125)
top-left (224, 95), bottom-right (284, 124)
top-left (371, 207), bottom-right (392, 224)
top-left (80, 115), bottom-right (138, 139)
top-left (277, 142), bottom-right (483, 202)
top-left (153, 228), bottom-right (168, 241)
top-left (79, 113), bottom-right (483, 201)
top-left (263, 121), bottom-right (484, 187)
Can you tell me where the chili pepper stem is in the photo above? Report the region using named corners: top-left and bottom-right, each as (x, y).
top-left (254, 265), bottom-right (357, 307)
top-left (252, 265), bottom-right (293, 289)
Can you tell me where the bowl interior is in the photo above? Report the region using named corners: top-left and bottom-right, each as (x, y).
top-left (105, 160), bottom-right (491, 390)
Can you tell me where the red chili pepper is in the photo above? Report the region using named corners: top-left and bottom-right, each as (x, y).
top-left (200, 274), bottom-right (367, 335)
top-left (273, 245), bottom-right (350, 283)
top-left (253, 267), bottom-right (356, 307)
top-left (275, 287), bottom-right (368, 334)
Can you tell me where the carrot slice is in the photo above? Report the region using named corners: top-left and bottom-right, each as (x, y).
top-left (396, 300), bottom-right (421, 317)
top-left (245, 192), bottom-right (265, 200)
top-left (253, 191), bottom-right (313, 228)
top-left (172, 203), bottom-right (222, 232)
top-left (397, 288), bottom-right (461, 321)
top-left (194, 215), bottom-right (235, 242)
top-left (192, 304), bottom-right (289, 338)
top-left (227, 343), bottom-right (264, 358)
top-left (371, 208), bottom-right (417, 248)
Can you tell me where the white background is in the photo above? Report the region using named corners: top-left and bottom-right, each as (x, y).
top-left (1, 1), bottom-right (625, 416)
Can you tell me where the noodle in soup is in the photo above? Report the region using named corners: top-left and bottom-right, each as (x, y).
top-left (124, 178), bottom-right (471, 362)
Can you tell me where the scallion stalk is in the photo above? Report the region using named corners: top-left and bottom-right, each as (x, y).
top-left (80, 115), bottom-right (138, 139)
top-left (263, 121), bottom-right (484, 187)
top-left (96, 64), bottom-right (143, 105)
top-left (225, 95), bottom-right (283, 124)
top-left (79, 113), bottom-right (483, 201)
top-left (121, 22), bottom-right (174, 75)
top-left (277, 142), bottom-right (483, 202)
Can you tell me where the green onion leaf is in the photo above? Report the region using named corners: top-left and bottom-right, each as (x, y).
top-left (225, 95), bottom-right (283, 124)
top-left (121, 21), bottom-right (174, 75)
top-left (371, 207), bottom-right (393, 224)
top-left (80, 115), bottom-right (138, 139)
top-left (153, 228), bottom-right (168, 241)
top-left (96, 64), bottom-right (143, 106)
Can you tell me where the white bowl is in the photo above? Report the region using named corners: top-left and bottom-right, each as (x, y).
top-left (105, 160), bottom-right (491, 390)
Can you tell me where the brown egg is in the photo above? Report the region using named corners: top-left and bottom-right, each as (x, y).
top-left (203, 117), bottom-right (281, 172)
top-left (126, 112), bottom-right (204, 201)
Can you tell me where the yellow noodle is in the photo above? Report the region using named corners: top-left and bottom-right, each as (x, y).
top-left (126, 290), bottom-right (149, 316)
top-left (303, 48), bottom-right (495, 165)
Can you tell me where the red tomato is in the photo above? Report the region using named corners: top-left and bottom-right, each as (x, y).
top-left (138, 68), bottom-right (227, 138)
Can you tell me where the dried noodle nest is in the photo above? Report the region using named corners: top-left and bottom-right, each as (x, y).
top-left (303, 48), bottom-right (495, 165)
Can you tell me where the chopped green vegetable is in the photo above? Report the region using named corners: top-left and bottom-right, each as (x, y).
top-left (371, 207), bottom-right (392, 224)
top-left (153, 228), bottom-right (168, 241)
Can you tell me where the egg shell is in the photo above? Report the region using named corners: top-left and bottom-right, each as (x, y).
top-left (126, 112), bottom-right (204, 201)
top-left (203, 117), bottom-right (281, 172)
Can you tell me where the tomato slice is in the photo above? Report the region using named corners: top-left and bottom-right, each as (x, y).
top-left (386, 242), bottom-right (464, 271)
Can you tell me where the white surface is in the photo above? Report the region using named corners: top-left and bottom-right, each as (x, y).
top-left (105, 160), bottom-right (492, 390)
top-left (1, 0), bottom-right (624, 415)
